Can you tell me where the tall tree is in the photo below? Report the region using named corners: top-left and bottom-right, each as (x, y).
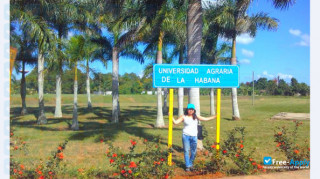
top-left (97, 0), bottom-right (148, 123)
top-left (66, 35), bottom-right (86, 130)
top-left (217, 0), bottom-right (278, 120)
top-left (187, 0), bottom-right (202, 114)
top-left (11, 0), bottom-right (57, 124)
top-left (11, 29), bottom-right (37, 115)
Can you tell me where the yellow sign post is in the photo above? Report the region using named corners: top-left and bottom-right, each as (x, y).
top-left (168, 89), bottom-right (173, 166)
top-left (216, 88), bottom-right (221, 151)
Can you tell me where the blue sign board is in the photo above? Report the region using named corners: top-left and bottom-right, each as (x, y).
top-left (153, 64), bottom-right (239, 88)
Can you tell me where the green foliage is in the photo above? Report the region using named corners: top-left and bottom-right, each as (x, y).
top-left (106, 137), bottom-right (175, 178)
top-left (274, 121), bottom-right (310, 162)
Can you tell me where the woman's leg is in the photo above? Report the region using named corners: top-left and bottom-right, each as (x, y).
top-left (189, 136), bottom-right (198, 167)
top-left (182, 134), bottom-right (191, 168)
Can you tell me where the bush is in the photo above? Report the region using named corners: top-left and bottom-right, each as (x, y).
top-left (274, 121), bottom-right (310, 164)
top-left (106, 137), bottom-right (175, 178)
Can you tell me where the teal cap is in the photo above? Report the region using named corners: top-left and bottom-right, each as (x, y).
top-left (187, 103), bottom-right (195, 109)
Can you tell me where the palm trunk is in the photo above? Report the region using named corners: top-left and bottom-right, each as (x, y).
top-left (112, 47), bottom-right (120, 123)
top-left (187, 0), bottom-right (203, 149)
top-left (71, 62), bottom-right (79, 130)
top-left (178, 48), bottom-right (184, 116)
top-left (54, 32), bottom-right (63, 118)
top-left (231, 37), bottom-right (240, 120)
top-left (178, 88), bottom-right (184, 116)
top-left (210, 88), bottom-right (215, 115)
top-left (37, 51), bottom-right (47, 124)
top-left (155, 31), bottom-right (165, 128)
top-left (54, 65), bottom-right (62, 117)
top-left (163, 88), bottom-right (168, 114)
top-left (20, 60), bottom-right (27, 115)
top-left (86, 59), bottom-right (92, 109)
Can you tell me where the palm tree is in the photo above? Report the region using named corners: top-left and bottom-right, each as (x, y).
top-left (202, 3), bottom-right (232, 115)
top-left (11, 29), bottom-right (38, 115)
top-left (216, 0), bottom-right (278, 120)
top-left (187, 0), bottom-right (202, 114)
top-left (97, 0), bottom-right (147, 123)
top-left (140, 0), bottom-right (182, 127)
top-left (168, 0), bottom-right (188, 116)
top-left (66, 35), bottom-right (86, 130)
top-left (45, 0), bottom-right (77, 118)
top-left (11, 0), bottom-right (57, 124)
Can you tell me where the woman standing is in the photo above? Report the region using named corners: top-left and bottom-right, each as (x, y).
top-left (170, 103), bottom-right (216, 171)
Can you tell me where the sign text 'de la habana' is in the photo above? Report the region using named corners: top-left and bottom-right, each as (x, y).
top-left (153, 64), bottom-right (239, 88)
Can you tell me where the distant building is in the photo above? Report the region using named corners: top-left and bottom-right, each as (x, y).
top-left (141, 91), bottom-right (146, 94)
top-left (105, 91), bottom-right (112, 95)
top-left (147, 91), bottom-right (153, 95)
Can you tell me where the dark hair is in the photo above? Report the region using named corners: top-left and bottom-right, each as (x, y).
top-left (184, 108), bottom-right (197, 120)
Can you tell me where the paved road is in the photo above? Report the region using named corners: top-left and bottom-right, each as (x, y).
top-left (222, 170), bottom-right (310, 179)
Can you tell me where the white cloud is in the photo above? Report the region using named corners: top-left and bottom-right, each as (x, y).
top-left (237, 34), bottom-right (254, 44)
top-left (289, 29), bottom-right (310, 47)
top-left (239, 59), bottom-right (251, 64)
top-left (259, 71), bottom-right (293, 81)
top-left (289, 29), bottom-right (301, 36)
top-left (278, 73), bottom-right (293, 80)
top-left (261, 71), bottom-right (274, 78)
top-left (241, 49), bottom-right (254, 57)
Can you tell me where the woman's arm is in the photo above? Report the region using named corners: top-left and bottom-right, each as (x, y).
top-left (169, 113), bottom-right (184, 125)
top-left (197, 115), bottom-right (216, 121)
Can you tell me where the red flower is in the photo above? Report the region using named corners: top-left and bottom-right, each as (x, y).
top-left (14, 146), bottom-right (19, 150)
top-left (252, 162), bottom-right (256, 166)
top-left (112, 153), bottom-right (117, 157)
top-left (57, 152), bottom-right (64, 160)
top-left (129, 161), bottom-right (137, 168)
top-left (130, 140), bottom-right (137, 146)
top-left (165, 173), bottom-right (169, 179)
top-left (48, 171), bottom-right (53, 175)
top-left (223, 150), bottom-right (227, 154)
top-left (37, 171), bottom-right (42, 175)
top-left (257, 164), bottom-right (263, 169)
top-left (38, 176), bottom-right (44, 179)
top-left (100, 139), bottom-right (104, 143)
top-left (110, 159), bottom-right (115, 164)
top-left (277, 142), bottom-right (281, 147)
top-left (278, 132), bottom-right (282, 136)
top-left (58, 146), bottom-right (62, 150)
top-left (263, 169), bottom-right (267, 172)
top-left (121, 170), bottom-right (126, 174)
top-left (240, 144), bottom-right (244, 149)
top-left (13, 169), bottom-right (17, 173)
top-left (113, 173), bottom-right (119, 176)
top-left (128, 169), bottom-right (132, 174)
top-left (10, 132), bottom-right (14, 136)
top-left (20, 164), bottom-right (25, 170)
top-left (211, 145), bottom-right (216, 149)
top-left (160, 158), bottom-right (165, 162)
top-left (294, 149), bottom-right (299, 154)
top-left (19, 171), bottom-right (23, 175)
top-left (308, 147), bottom-right (310, 151)
top-left (249, 158), bottom-right (253, 161)
top-left (144, 139), bottom-right (148, 143)
top-left (235, 154), bottom-right (240, 157)
top-left (240, 140), bottom-right (243, 143)
top-left (78, 168), bottom-right (84, 173)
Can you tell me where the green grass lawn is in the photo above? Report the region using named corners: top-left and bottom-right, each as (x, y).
top-left (10, 94), bottom-right (310, 175)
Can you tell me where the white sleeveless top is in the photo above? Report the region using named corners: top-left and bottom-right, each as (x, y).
top-left (182, 115), bottom-right (198, 137)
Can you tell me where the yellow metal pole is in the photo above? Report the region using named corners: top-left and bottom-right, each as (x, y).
top-left (168, 89), bottom-right (174, 166)
top-left (216, 88), bottom-right (221, 151)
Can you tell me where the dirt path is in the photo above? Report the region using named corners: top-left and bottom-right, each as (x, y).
top-left (173, 170), bottom-right (310, 179)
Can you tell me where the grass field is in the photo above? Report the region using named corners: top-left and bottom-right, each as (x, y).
top-left (10, 94), bottom-right (310, 175)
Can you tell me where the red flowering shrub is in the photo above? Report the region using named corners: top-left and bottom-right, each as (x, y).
top-left (106, 136), bottom-right (174, 178)
top-left (274, 121), bottom-right (310, 165)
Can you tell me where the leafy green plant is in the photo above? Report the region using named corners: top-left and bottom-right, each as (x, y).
top-left (274, 121), bottom-right (310, 164)
top-left (106, 137), bottom-right (174, 178)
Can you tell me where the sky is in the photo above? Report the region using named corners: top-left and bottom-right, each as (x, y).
top-left (18, 0), bottom-right (310, 85)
